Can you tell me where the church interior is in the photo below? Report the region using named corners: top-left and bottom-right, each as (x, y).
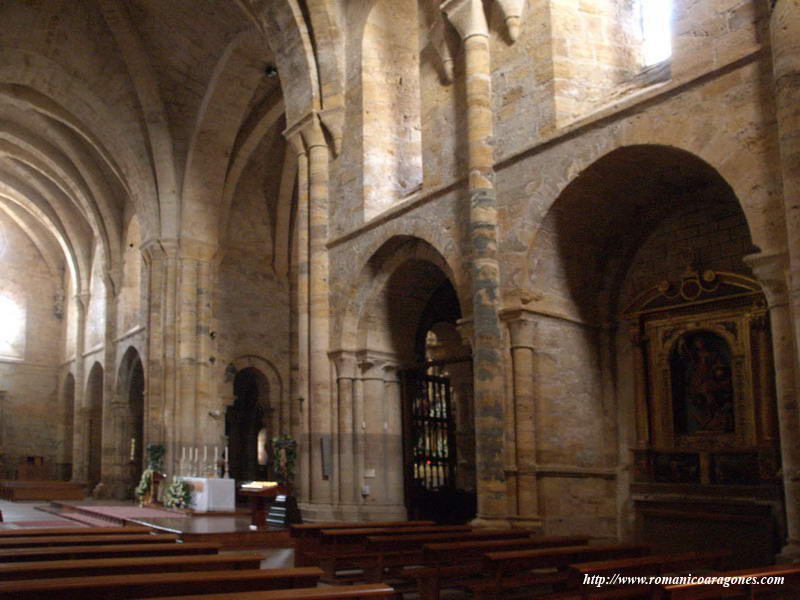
top-left (0, 0), bottom-right (799, 594)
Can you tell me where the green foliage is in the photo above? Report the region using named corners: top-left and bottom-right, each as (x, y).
top-left (164, 477), bottom-right (193, 509)
top-left (145, 443), bottom-right (166, 471)
top-left (272, 434), bottom-right (297, 486)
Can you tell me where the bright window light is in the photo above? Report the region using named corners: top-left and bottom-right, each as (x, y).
top-left (0, 294), bottom-right (25, 360)
top-left (641, 0), bottom-right (672, 66)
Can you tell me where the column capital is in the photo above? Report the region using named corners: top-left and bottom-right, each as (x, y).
top-left (356, 349), bottom-right (400, 379)
top-left (283, 112), bottom-right (328, 153)
top-left (441, 0), bottom-right (488, 41)
top-left (499, 307), bottom-right (538, 348)
top-left (180, 237), bottom-right (219, 262)
top-left (744, 250), bottom-right (790, 308)
top-left (495, 0), bottom-right (526, 42)
top-left (329, 349), bottom-right (358, 379)
top-left (140, 238), bottom-right (179, 263)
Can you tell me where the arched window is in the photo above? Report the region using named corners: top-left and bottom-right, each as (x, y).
top-left (640, 0), bottom-right (672, 66)
top-left (0, 294), bottom-right (25, 360)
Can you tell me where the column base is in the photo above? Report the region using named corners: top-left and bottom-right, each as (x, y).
top-left (507, 515), bottom-right (545, 533)
top-left (470, 515), bottom-right (513, 529)
top-left (776, 540), bottom-right (800, 564)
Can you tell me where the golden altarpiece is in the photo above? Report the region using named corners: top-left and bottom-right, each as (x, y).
top-left (624, 267), bottom-right (782, 567)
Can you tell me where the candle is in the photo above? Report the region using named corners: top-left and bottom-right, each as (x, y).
top-left (181, 446), bottom-right (186, 460)
top-left (214, 446), bottom-right (218, 462)
top-left (129, 438), bottom-right (136, 461)
top-left (203, 445), bottom-right (207, 461)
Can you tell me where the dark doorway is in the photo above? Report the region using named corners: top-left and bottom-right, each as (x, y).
top-left (60, 374), bottom-right (75, 481)
top-left (226, 368), bottom-right (270, 483)
top-left (400, 280), bottom-right (476, 524)
top-left (128, 356), bottom-right (145, 490)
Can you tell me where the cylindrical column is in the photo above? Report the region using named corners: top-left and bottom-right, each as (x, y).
top-left (71, 292), bottom-right (89, 483)
top-left (746, 251), bottom-right (800, 560)
top-left (302, 117), bottom-right (333, 505)
top-left (383, 363), bottom-right (404, 509)
top-left (443, 0), bottom-right (506, 522)
top-left (286, 133), bottom-right (310, 502)
top-left (502, 310), bottom-right (540, 523)
top-left (359, 355), bottom-right (387, 505)
top-left (332, 351), bottom-right (357, 505)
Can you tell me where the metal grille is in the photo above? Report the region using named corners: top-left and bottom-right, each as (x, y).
top-left (403, 371), bottom-right (456, 491)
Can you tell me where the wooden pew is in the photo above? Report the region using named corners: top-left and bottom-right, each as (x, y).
top-left (0, 525), bottom-right (153, 537)
top-left (407, 536), bottom-right (593, 600)
top-left (0, 532), bottom-right (178, 548)
top-left (463, 543), bottom-right (652, 600)
top-left (656, 563), bottom-right (800, 600)
top-left (146, 583), bottom-right (400, 600)
top-left (363, 529), bottom-right (533, 581)
top-left (316, 525), bottom-right (472, 581)
top-left (291, 520), bottom-right (435, 567)
top-left (0, 566), bottom-right (324, 599)
top-left (0, 541), bottom-right (220, 563)
top-left (0, 551), bottom-right (265, 581)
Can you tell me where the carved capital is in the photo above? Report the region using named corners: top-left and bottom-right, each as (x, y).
top-left (318, 106), bottom-right (344, 156)
top-left (495, 0), bottom-right (526, 42)
top-left (356, 349), bottom-right (400, 380)
top-left (329, 349), bottom-right (357, 379)
top-left (140, 238), bottom-right (179, 264)
top-left (499, 308), bottom-right (537, 349)
top-left (455, 317), bottom-right (474, 349)
top-left (441, 0), bottom-right (489, 41)
top-left (284, 112), bottom-right (328, 153)
top-left (744, 251), bottom-right (790, 308)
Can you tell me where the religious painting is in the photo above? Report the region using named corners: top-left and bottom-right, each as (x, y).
top-left (670, 330), bottom-right (734, 435)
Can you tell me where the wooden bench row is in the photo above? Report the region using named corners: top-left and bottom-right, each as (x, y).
top-left (0, 523), bottom-right (400, 599)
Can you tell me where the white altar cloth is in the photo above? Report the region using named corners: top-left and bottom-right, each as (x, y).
top-left (183, 477), bottom-right (235, 512)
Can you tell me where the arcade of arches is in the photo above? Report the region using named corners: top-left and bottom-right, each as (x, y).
top-left (0, 0), bottom-right (799, 566)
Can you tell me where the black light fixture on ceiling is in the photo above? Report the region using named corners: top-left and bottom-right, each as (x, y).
top-left (265, 64), bottom-right (278, 78)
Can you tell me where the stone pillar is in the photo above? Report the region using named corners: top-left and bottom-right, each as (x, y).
top-left (286, 113), bottom-right (333, 510)
top-left (442, 0), bottom-right (507, 523)
top-left (141, 240), bottom-right (178, 454)
top-left (175, 239), bottom-right (218, 475)
top-left (100, 269), bottom-right (123, 498)
top-left (382, 363), bottom-right (405, 511)
top-left (500, 308), bottom-right (543, 529)
top-left (286, 132), bottom-right (310, 503)
top-left (746, 251), bottom-right (800, 561)
top-left (331, 350), bottom-right (357, 507)
top-left (357, 350), bottom-right (406, 520)
top-left (71, 292), bottom-right (89, 483)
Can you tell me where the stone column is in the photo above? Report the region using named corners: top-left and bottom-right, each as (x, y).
top-left (357, 350), bottom-right (407, 520)
top-left (500, 308), bottom-right (542, 528)
top-left (746, 251), bottom-right (800, 560)
top-left (286, 113), bottom-right (333, 509)
top-left (71, 292), bottom-right (89, 483)
top-left (442, 0), bottom-right (507, 523)
top-left (770, 1), bottom-right (800, 351)
top-left (331, 350), bottom-right (357, 508)
top-left (175, 239), bottom-right (218, 476)
top-left (100, 269), bottom-right (122, 498)
top-left (382, 363), bottom-right (405, 511)
top-left (141, 240), bottom-right (178, 454)
top-left (286, 131), bottom-right (310, 502)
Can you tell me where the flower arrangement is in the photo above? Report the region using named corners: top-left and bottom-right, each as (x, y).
top-left (271, 434), bottom-right (297, 487)
top-left (164, 476), bottom-right (193, 509)
top-left (134, 443), bottom-right (166, 503)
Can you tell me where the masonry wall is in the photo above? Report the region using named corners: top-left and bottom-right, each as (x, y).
top-left (0, 212), bottom-right (64, 474)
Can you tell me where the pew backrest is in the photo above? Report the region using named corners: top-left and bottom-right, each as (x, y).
top-left (0, 541), bottom-right (220, 562)
top-left (0, 551), bottom-right (265, 581)
top-left (0, 533), bottom-right (178, 548)
top-left (0, 566), bottom-right (324, 599)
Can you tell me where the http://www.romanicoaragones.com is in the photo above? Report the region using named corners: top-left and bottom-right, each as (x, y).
top-left (583, 573), bottom-right (785, 588)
